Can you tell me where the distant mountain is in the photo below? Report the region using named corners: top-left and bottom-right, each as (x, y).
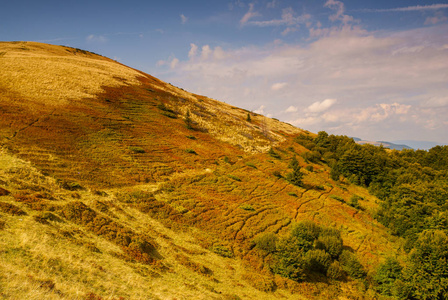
top-left (392, 140), bottom-right (447, 150)
top-left (352, 138), bottom-right (412, 150)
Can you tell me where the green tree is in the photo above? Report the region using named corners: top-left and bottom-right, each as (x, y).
top-left (286, 165), bottom-right (304, 187)
top-left (373, 257), bottom-right (402, 296)
top-left (401, 230), bottom-right (448, 300)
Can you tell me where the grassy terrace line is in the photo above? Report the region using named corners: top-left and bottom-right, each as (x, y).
top-left (0, 42), bottom-right (447, 299)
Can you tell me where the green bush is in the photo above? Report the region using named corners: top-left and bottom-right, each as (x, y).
top-left (239, 204), bottom-right (255, 211)
top-left (339, 250), bottom-right (366, 279)
top-left (304, 249), bottom-right (331, 274)
top-left (315, 235), bottom-right (343, 259)
top-left (273, 236), bottom-right (308, 281)
top-left (373, 257), bottom-right (402, 296)
top-left (228, 174), bottom-right (241, 182)
top-left (291, 220), bottom-right (321, 242)
top-left (185, 148), bottom-right (197, 154)
top-left (285, 166), bottom-right (304, 187)
top-left (327, 261), bottom-right (344, 280)
top-left (129, 146), bottom-right (145, 153)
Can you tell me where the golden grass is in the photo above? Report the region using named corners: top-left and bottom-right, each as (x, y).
top-left (0, 42), bottom-right (141, 106)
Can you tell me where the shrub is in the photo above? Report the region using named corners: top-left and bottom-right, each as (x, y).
top-left (273, 236), bottom-right (308, 281)
top-left (228, 174), bottom-right (241, 182)
top-left (285, 166), bottom-right (304, 187)
top-left (339, 250), bottom-right (366, 279)
top-left (268, 147), bottom-right (281, 159)
top-left (330, 195), bottom-right (345, 203)
top-left (272, 171), bottom-right (282, 178)
top-left (212, 245), bottom-right (233, 258)
top-left (254, 232), bottom-right (278, 253)
top-left (288, 156), bottom-right (299, 169)
top-left (315, 235), bottom-right (343, 259)
top-left (239, 204), bottom-right (255, 211)
top-left (129, 146), bottom-right (145, 153)
top-left (327, 261), bottom-right (344, 280)
top-left (304, 249), bottom-right (331, 274)
top-left (245, 162), bottom-right (257, 168)
top-left (305, 165), bottom-right (314, 172)
top-left (291, 220), bottom-right (321, 242)
top-left (349, 195), bottom-right (362, 209)
top-left (185, 148), bottom-right (197, 155)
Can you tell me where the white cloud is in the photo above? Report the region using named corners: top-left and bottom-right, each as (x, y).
top-left (254, 105), bottom-right (266, 114)
top-left (180, 14), bottom-right (188, 24)
top-left (271, 82), bottom-right (288, 91)
top-left (240, 3), bottom-right (261, 25)
top-left (362, 4), bottom-right (448, 13)
top-left (170, 58), bottom-right (179, 69)
top-left (188, 43), bottom-right (198, 59)
top-left (307, 99), bottom-right (337, 113)
top-left (324, 0), bottom-right (354, 24)
top-left (86, 34), bottom-right (108, 43)
top-left (247, 8), bottom-right (311, 27)
top-left (285, 106), bottom-right (298, 113)
top-left (201, 45), bottom-right (212, 60)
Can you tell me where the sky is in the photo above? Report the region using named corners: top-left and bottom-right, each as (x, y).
top-left (2, 0), bottom-right (448, 146)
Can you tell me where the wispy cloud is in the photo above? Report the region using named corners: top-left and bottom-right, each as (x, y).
top-left (361, 4), bottom-right (448, 13)
top-left (248, 8), bottom-right (311, 27)
top-left (240, 3), bottom-right (261, 25)
top-left (180, 14), bottom-right (188, 24)
top-left (324, 0), bottom-right (354, 24)
top-left (86, 34), bottom-right (108, 43)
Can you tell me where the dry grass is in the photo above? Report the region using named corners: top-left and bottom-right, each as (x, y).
top-left (0, 42), bottom-right (141, 107)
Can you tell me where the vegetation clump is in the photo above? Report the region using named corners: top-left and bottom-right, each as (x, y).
top-left (255, 220), bottom-right (361, 282)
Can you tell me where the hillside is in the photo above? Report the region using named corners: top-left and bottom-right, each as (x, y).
top-left (0, 42), bottom-right (405, 299)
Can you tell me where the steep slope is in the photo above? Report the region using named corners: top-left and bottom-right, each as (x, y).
top-left (0, 42), bottom-right (401, 299)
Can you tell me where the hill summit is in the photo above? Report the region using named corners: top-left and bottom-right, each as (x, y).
top-left (1, 41), bottom-right (437, 299)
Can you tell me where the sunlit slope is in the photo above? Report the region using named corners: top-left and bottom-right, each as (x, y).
top-left (0, 42), bottom-right (402, 299)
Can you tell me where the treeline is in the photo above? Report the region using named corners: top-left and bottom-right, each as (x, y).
top-left (295, 132), bottom-right (448, 299)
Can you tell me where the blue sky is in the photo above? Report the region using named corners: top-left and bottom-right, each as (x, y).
top-left (2, 0), bottom-right (448, 145)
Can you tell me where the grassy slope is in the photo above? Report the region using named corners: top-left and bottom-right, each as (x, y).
top-left (0, 42), bottom-right (402, 299)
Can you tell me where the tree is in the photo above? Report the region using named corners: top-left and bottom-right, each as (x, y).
top-left (373, 257), bottom-right (403, 296)
top-left (286, 165), bottom-right (304, 187)
top-left (401, 230), bottom-right (448, 300)
top-left (185, 110), bottom-right (193, 130)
